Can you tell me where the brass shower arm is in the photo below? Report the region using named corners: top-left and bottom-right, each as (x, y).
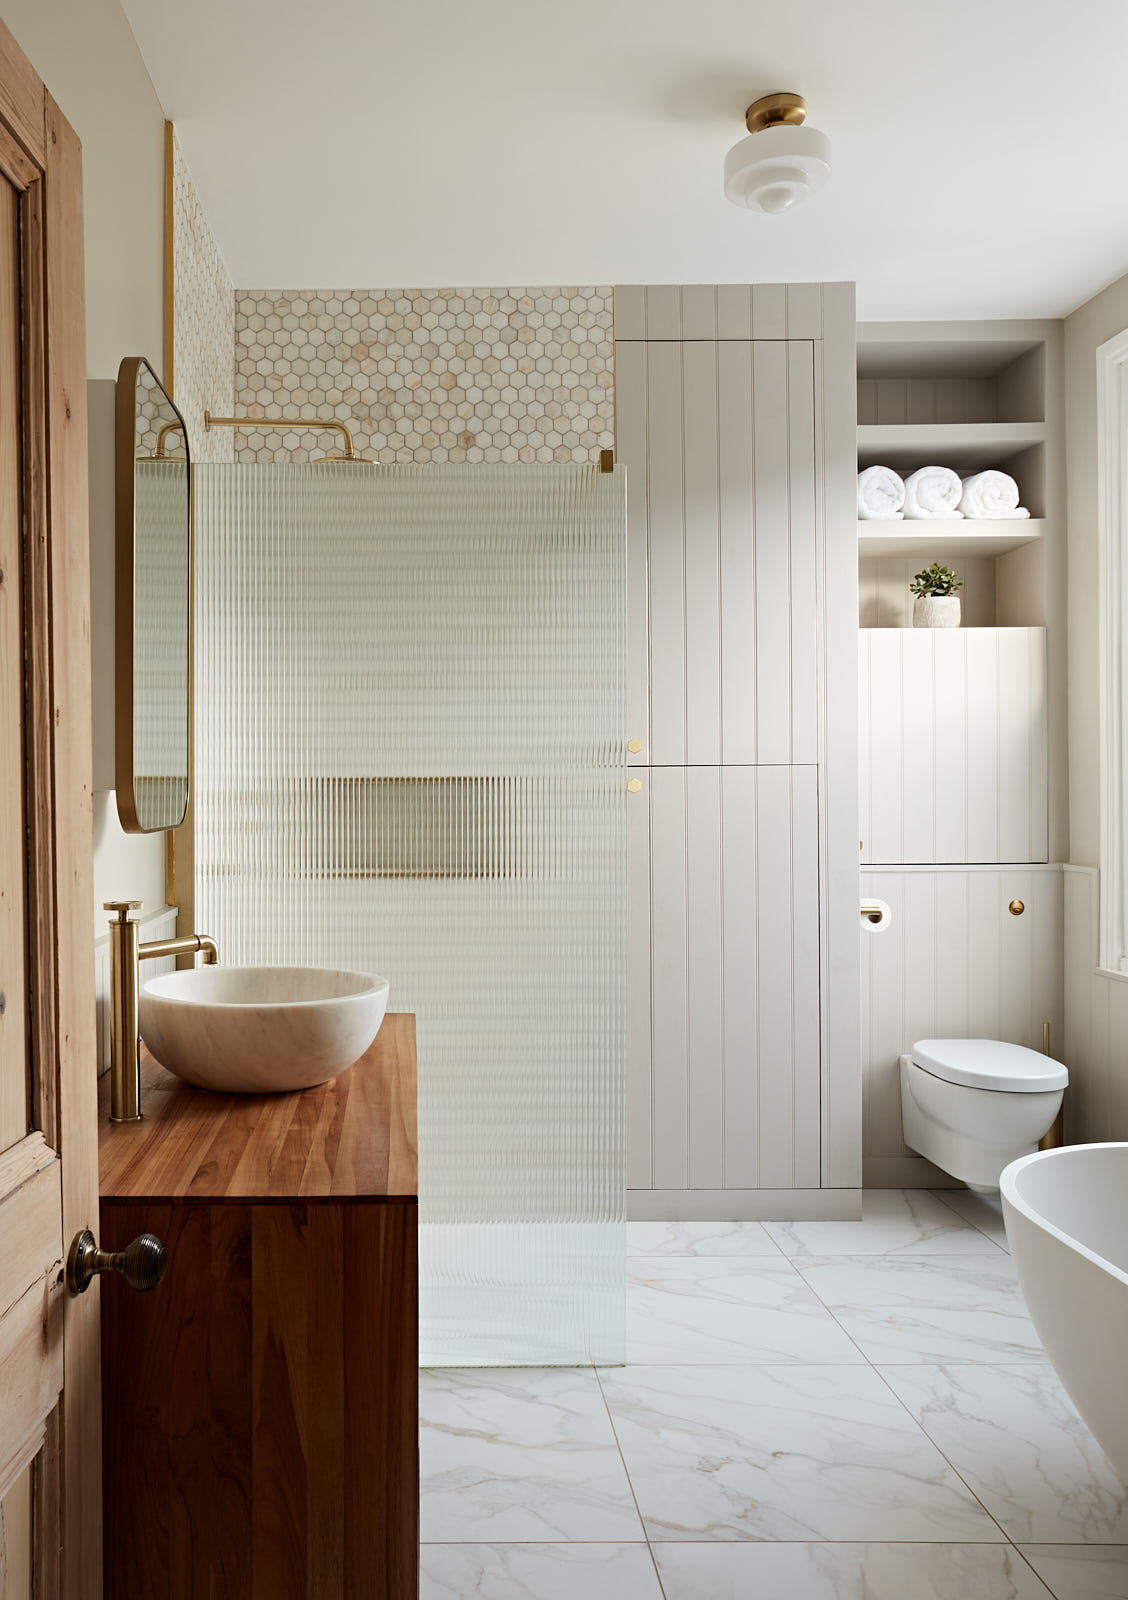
top-left (139, 419), bottom-right (186, 459)
top-left (204, 410), bottom-right (360, 460)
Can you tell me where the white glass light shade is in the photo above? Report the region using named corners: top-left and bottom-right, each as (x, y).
top-left (724, 123), bottom-right (831, 213)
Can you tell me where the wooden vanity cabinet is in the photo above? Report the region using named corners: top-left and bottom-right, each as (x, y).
top-left (97, 1015), bottom-right (419, 1600)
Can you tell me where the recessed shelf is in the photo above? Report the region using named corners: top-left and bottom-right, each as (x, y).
top-left (857, 519), bottom-right (1045, 559)
top-left (857, 421), bottom-right (1047, 470)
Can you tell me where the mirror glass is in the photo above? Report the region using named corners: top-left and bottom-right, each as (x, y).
top-left (116, 357), bottom-right (190, 832)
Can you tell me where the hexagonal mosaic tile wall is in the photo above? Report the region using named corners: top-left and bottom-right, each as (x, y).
top-left (233, 289), bottom-right (615, 464)
top-left (170, 130), bottom-right (235, 463)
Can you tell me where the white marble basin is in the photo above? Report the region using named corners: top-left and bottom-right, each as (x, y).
top-left (139, 966), bottom-right (389, 1094)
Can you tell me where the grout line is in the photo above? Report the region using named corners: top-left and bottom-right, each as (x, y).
top-left (594, 1365), bottom-right (670, 1600)
top-left (930, 1187), bottom-right (1011, 1252)
top-left (866, 1361), bottom-right (1015, 1546)
top-left (1010, 1545), bottom-right (1065, 1600)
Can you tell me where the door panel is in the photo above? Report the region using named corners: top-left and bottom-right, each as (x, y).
top-left (859, 628), bottom-right (1049, 865)
top-left (640, 766), bottom-right (822, 1193)
top-left (0, 170), bottom-right (27, 1155)
top-left (615, 339), bottom-right (820, 767)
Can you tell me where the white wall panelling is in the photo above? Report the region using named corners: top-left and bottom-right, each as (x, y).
top-left (617, 282), bottom-right (860, 1214)
top-left (859, 628), bottom-right (1048, 865)
top-left (614, 338), bottom-right (818, 766)
top-left (860, 865), bottom-right (1064, 1186)
top-left (615, 283), bottom-right (827, 344)
top-left (631, 765), bottom-right (821, 1196)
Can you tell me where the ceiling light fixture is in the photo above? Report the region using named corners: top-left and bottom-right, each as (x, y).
top-left (724, 92), bottom-right (831, 214)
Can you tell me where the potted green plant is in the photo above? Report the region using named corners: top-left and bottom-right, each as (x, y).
top-left (909, 562), bottom-right (963, 628)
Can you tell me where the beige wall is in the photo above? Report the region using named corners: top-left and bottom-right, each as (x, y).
top-left (1065, 270), bottom-right (1128, 867)
top-left (3, 0), bottom-right (164, 377)
top-left (1061, 272), bottom-right (1128, 1138)
top-left (3, 0), bottom-right (168, 925)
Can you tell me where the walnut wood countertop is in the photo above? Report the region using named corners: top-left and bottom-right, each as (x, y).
top-left (98, 1012), bottom-right (417, 1203)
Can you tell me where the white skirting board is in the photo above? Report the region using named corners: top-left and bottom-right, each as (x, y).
top-left (628, 1189), bottom-right (863, 1222)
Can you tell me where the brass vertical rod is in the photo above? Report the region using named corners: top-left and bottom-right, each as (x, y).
top-left (105, 902), bottom-right (142, 1123)
top-left (1039, 1020), bottom-right (1065, 1150)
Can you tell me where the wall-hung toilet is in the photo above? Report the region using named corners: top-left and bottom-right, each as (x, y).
top-left (900, 1038), bottom-right (1068, 1191)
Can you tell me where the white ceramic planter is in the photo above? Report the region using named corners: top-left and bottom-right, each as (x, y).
top-left (912, 594), bottom-right (961, 628)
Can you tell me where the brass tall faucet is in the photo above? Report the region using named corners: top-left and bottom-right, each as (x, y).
top-left (103, 902), bottom-right (219, 1122)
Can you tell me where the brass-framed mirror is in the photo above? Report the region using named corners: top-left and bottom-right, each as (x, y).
top-left (115, 356), bottom-right (191, 833)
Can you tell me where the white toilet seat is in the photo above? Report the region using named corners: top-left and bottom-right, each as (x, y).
top-left (911, 1037), bottom-right (1068, 1095)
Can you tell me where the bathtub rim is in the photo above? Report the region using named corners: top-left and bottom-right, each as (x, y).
top-left (1000, 1142), bottom-right (1128, 1289)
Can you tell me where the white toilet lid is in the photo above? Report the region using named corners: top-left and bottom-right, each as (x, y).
top-left (911, 1038), bottom-right (1069, 1094)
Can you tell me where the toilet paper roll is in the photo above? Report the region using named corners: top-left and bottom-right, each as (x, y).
top-left (861, 898), bottom-right (892, 933)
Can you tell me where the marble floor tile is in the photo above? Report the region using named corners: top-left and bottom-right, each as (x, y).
top-left (1018, 1545), bottom-right (1128, 1598)
top-left (626, 1220), bottom-right (783, 1256)
top-left (420, 1543), bottom-right (664, 1599)
top-left (796, 1255), bottom-right (1046, 1364)
top-left (420, 1368), bottom-right (643, 1542)
top-left (764, 1190), bottom-right (1005, 1258)
top-left (880, 1364), bottom-right (1128, 1543)
top-left (626, 1257), bottom-right (866, 1364)
top-left (653, 1542), bottom-right (1054, 1599)
top-left (599, 1364), bottom-right (1000, 1542)
top-left (934, 1187), bottom-right (1012, 1251)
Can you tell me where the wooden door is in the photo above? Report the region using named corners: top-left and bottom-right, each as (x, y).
top-left (632, 764), bottom-right (822, 1200)
top-left (0, 21), bottom-right (101, 1600)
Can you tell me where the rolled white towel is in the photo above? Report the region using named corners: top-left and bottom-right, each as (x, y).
top-left (857, 464), bottom-right (905, 520)
top-left (959, 470), bottom-right (1030, 520)
top-left (903, 465), bottom-right (963, 519)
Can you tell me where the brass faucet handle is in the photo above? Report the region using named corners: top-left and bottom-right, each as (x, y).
top-left (104, 899), bottom-right (142, 918)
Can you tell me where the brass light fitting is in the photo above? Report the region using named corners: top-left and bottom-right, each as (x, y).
top-left (725, 91), bottom-right (830, 213)
top-left (744, 91), bottom-right (808, 135)
top-left (204, 410), bottom-right (374, 464)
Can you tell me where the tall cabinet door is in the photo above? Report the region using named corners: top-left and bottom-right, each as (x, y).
top-left (615, 339), bottom-right (818, 765)
top-left (633, 764), bottom-right (822, 1192)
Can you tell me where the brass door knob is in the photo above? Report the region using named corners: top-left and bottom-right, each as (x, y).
top-left (66, 1228), bottom-right (166, 1296)
top-left (1009, 899), bottom-right (1025, 916)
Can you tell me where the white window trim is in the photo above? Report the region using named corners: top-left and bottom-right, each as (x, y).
top-left (1097, 326), bottom-right (1128, 973)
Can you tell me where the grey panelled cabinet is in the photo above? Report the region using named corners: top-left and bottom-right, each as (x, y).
top-left (616, 338), bottom-right (818, 766)
top-left (627, 765), bottom-right (821, 1193)
top-left (616, 282), bottom-right (861, 1216)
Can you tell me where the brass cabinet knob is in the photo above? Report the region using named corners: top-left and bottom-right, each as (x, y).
top-left (1009, 899), bottom-right (1025, 916)
top-left (627, 739), bottom-right (642, 754)
top-left (627, 778), bottom-right (643, 794)
top-left (66, 1229), bottom-right (166, 1296)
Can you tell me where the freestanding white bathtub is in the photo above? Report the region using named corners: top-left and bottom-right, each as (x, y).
top-left (1001, 1143), bottom-right (1128, 1479)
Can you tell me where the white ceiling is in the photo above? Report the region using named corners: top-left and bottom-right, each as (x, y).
top-left (122, 0), bottom-right (1128, 318)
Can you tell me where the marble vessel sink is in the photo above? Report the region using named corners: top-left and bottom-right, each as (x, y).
top-left (139, 966), bottom-right (390, 1093)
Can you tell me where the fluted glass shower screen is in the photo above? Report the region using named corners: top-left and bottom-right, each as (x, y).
top-left (194, 463), bottom-right (626, 1365)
